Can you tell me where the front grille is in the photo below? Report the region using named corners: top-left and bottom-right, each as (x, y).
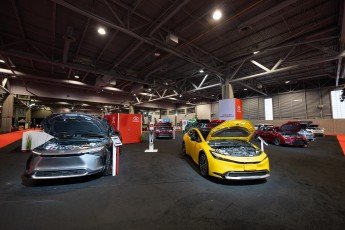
top-left (292, 140), bottom-right (304, 145)
top-left (33, 169), bottom-right (87, 178)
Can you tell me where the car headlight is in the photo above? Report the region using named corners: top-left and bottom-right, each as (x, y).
top-left (255, 149), bottom-right (263, 155)
top-left (32, 150), bottom-right (43, 155)
top-left (210, 149), bottom-right (228, 155)
top-left (78, 146), bottom-right (105, 154)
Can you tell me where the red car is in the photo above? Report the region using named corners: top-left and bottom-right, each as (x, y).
top-left (154, 122), bottom-right (173, 139)
top-left (207, 120), bottom-right (225, 128)
top-left (254, 122), bottom-right (308, 147)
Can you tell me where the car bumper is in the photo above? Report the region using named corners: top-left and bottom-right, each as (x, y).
top-left (208, 154), bottom-right (270, 180)
top-left (283, 139), bottom-right (307, 146)
top-left (25, 154), bottom-right (104, 179)
top-left (155, 133), bottom-right (173, 138)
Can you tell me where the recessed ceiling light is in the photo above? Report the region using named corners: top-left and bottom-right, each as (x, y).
top-left (244, 88), bottom-right (248, 91)
top-left (212, 9), bottom-right (222, 20)
top-left (199, 69), bottom-right (204, 73)
top-left (285, 80), bottom-right (290, 84)
top-left (253, 51), bottom-right (260, 55)
top-left (98, 27), bottom-right (106, 35)
top-left (0, 59), bottom-right (5, 63)
top-left (154, 52), bottom-right (160, 57)
top-left (74, 75), bottom-right (79, 79)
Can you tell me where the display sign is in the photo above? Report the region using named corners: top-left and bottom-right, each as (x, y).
top-left (219, 98), bottom-right (243, 120)
top-left (112, 136), bottom-right (122, 146)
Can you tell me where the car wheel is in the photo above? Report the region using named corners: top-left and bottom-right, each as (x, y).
top-left (199, 152), bottom-right (209, 177)
top-left (103, 150), bottom-right (113, 176)
top-left (182, 142), bottom-right (187, 156)
top-left (274, 138), bottom-right (280, 146)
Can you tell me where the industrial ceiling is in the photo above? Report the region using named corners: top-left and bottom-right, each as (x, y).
top-left (0, 0), bottom-right (344, 112)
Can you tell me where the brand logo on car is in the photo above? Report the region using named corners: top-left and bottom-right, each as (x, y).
top-left (133, 116), bottom-right (140, 122)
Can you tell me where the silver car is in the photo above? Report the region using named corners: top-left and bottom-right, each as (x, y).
top-left (298, 129), bottom-right (315, 142)
top-left (23, 113), bottom-right (119, 180)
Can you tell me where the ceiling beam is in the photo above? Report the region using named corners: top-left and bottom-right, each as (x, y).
top-left (0, 49), bottom-right (142, 83)
top-left (50, 0), bottom-right (224, 77)
top-left (237, 0), bottom-right (299, 31)
top-left (229, 53), bottom-right (345, 83)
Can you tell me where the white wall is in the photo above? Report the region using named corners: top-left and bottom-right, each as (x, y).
top-left (196, 104), bottom-right (211, 120)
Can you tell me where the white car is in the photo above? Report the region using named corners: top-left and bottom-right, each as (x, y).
top-left (306, 125), bottom-right (325, 137)
top-left (254, 124), bottom-right (273, 130)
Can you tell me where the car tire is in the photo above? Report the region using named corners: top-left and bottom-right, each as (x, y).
top-left (274, 138), bottom-right (280, 146)
top-left (103, 150), bottom-right (113, 176)
top-left (199, 152), bottom-right (209, 177)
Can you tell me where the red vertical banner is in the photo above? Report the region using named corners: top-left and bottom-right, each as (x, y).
top-left (235, 99), bottom-right (243, 119)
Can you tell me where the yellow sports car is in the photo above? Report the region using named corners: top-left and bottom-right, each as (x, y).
top-left (182, 120), bottom-right (270, 180)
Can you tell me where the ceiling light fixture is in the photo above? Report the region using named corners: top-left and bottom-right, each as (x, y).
top-left (244, 88), bottom-right (248, 91)
top-left (74, 75), bottom-right (79, 79)
top-left (253, 51), bottom-right (260, 55)
top-left (0, 59), bottom-right (5, 63)
top-left (212, 9), bottom-right (222, 20)
top-left (285, 80), bottom-right (290, 84)
top-left (199, 69), bottom-right (204, 73)
top-left (154, 52), bottom-right (160, 57)
top-left (98, 27), bottom-right (106, 35)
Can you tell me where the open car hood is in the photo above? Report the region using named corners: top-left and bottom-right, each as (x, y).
top-left (206, 120), bottom-right (255, 142)
top-left (41, 113), bottom-right (107, 138)
top-left (279, 122), bottom-right (301, 132)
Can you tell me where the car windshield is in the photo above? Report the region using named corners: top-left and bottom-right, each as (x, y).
top-left (42, 113), bottom-right (107, 139)
top-left (211, 127), bottom-right (250, 138)
top-left (157, 123), bottom-right (171, 128)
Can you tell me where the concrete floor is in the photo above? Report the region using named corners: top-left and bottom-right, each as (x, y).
top-left (0, 133), bottom-right (345, 230)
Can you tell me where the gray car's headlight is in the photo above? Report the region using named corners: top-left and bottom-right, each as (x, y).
top-left (78, 146), bottom-right (105, 154)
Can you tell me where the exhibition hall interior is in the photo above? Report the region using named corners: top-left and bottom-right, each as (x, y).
top-left (1, 0), bottom-right (345, 229)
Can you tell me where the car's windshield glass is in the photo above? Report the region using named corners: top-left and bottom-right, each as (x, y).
top-left (157, 123), bottom-right (171, 128)
top-left (212, 127), bottom-right (250, 137)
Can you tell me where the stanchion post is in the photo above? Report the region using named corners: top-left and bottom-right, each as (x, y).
top-left (111, 136), bottom-right (122, 176)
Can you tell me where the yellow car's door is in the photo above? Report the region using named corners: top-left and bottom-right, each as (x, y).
top-left (185, 129), bottom-right (196, 155)
top-left (190, 130), bottom-right (204, 164)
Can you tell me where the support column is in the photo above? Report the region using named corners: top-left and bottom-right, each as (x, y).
top-left (129, 105), bottom-right (134, 114)
top-left (26, 107), bottom-right (32, 129)
top-left (1, 94), bottom-right (14, 133)
top-left (222, 76), bottom-right (234, 99)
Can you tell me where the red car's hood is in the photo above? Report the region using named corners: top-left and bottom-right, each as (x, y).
top-left (279, 122), bottom-right (301, 133)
